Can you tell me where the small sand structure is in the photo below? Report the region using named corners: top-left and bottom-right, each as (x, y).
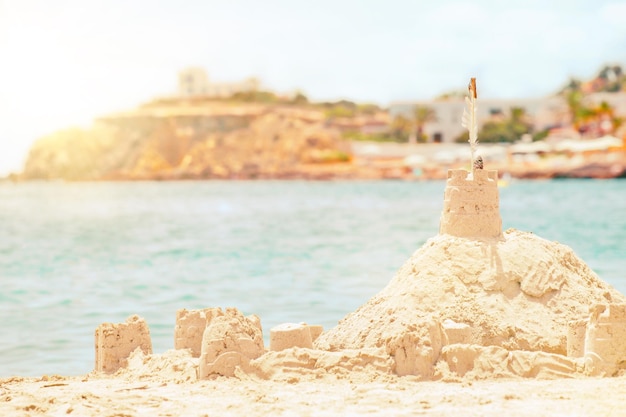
top-left (94, 315), bottom-right (152, 373)
top-left (94, 79), bottom-right (626, 381)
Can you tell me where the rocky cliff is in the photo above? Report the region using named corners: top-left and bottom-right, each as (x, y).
top-left (22, 102), bottom-right (353, 181)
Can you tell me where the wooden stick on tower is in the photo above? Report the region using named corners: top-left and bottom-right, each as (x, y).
top-left (461, 78), bottom-right (479, 174)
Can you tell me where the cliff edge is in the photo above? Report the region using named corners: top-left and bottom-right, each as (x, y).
top-left (22, 103), bottom-right (352, 181)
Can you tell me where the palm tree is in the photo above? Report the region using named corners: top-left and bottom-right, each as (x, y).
top-left (510, 107), bottom-right (526, 123)
top-left (410, 106), bottom-right (437, 144)
top-left (591, 101), bottom-right (622, 135)
top-left (391, 114), bottom-right (413, 142)
top-left (562, 80), bottom-right (595, 132)
top-left (565, 89), bottom-right (584, 129)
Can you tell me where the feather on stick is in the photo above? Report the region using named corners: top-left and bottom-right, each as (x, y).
top-left (461, 78), bottom-right (478, 173)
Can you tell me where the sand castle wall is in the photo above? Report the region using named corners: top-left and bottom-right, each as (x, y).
top-left (198, 308), bottom-right (264, 379)
top-left (583, 304), bottom-right (626, 376)
top-left (94, 315), bottom-right (152, 373)
top-left (270, 323), bottom-right (313, 352)
top-left (174, 308), bottom-right (224, 357)
top-left (94, 301), bottom-right (626, 381)
top-left (439, 169), bottom-right (502, 238)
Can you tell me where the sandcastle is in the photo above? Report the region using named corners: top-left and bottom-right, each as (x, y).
top-left (93, 78), bottom-right (626, 381)
top-left (92, 162), bottom-right (626, 379)
top-left (94, 315), bottom-right (152, 373)
top-left (439, 169), bottom-right (502, 238)
top-left (95, 307), bottom-right (325, 378)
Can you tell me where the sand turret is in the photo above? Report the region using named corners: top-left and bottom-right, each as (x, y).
top-left (439, 169), bottom-right (502, 238)
top-left (439, 79), bottom-right (502, 239)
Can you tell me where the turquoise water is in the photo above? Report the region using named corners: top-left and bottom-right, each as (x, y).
top-left (0, 180), bottom-right (624, 377)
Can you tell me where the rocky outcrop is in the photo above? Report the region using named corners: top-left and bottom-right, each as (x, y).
top-left (21, 103), bottom-right (353, 181)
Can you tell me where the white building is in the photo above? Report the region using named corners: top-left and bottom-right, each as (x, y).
top-left (178, 67), bottom-right (260, 98)
top-left (389, 96), bottom-right (570, 143)
top-left (178, 67), bottom-right (210, 97)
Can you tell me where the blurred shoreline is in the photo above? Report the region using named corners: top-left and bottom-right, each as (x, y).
top-left (10, 89), bottom-right (626, 182)
top-left (349, 141), bottom-right (626, 180)
top-left (11, 138), bottom-right (626, 182)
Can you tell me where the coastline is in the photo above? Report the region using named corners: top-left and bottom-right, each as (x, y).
top-left (12, 141), bottom-right (626, 182)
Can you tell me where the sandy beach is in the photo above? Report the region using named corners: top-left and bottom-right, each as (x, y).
top-left (2, 372), bottom-right (626, 416)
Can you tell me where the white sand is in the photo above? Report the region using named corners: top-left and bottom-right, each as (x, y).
top-left (3, 373), bottom-right (626, 416)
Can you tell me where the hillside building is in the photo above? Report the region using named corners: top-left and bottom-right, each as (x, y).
top-left (178, 67), bottom-right (260, 98)
top-left (389, 96), bottom-right (569, 144)
top-left (390, 91), bottom-right (626, 144)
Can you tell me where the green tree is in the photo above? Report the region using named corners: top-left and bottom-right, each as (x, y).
top-left (411, 106), bottom-right (437, 143)
top-left (229, 90), bottom-right (279, 103)
top-left (508, 107), bottom-right (531, 138)
top-left (565, 89), bottom-right (592, 129)
top-left (322, 100), bottom-right (358, 118)
top-left (391, 114), bottom-right (412, 142)
top-left (590, 100), bottom-right (623, 133)
top-left (454, 107), bottom-right (532, 143)
top-left (357, 103), bottom-right (381, 115)
top-left (560, 79), bottom-right (599, 130)
top-left (290, 91), bottom-right (309, 105)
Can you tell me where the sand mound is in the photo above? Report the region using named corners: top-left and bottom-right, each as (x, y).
top-left (123, 348), bottom-right (198, 383)
top-left (315, 229), bottom-right (625, 357)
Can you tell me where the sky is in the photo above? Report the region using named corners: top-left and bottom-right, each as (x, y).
top-left (1, 0), bottom-right (625, 175)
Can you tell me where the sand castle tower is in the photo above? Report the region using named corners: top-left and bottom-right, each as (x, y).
top-left (439, 169), bottom-right (502, 238)
top-left (439, 78), bottom-right (502, 239)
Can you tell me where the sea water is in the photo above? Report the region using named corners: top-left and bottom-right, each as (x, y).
top-left (0, 179), bottom-right (624, 376)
